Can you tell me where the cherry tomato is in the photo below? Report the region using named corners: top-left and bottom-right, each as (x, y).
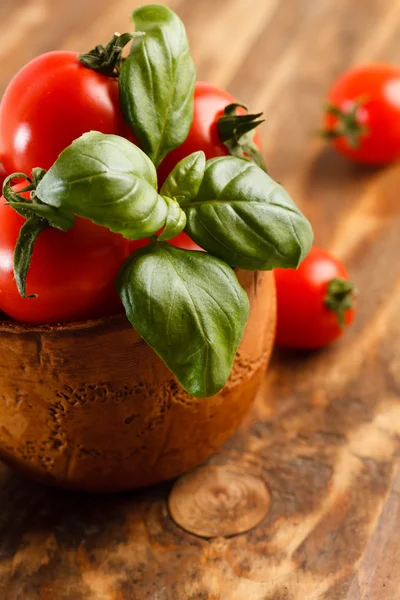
top-left (157, 81), bottom-right (262, 185)
top-left (323, 63), bottom-right (400, 165)
top-left (0, 184), bottom-right (142, 324)
top-left (274, 247), bottom-right (356, 349)
top-left (0, 51), bottom-right (134, 175)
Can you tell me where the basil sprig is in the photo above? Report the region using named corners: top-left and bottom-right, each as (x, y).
top-left (117, 242), bottom-right (249, 397)
top-left (119, 5), bottom-right (196, 167)
top-left (180, 156), bottom-right (313, 270)
top-left (7, 132), bottom-right (312, 396)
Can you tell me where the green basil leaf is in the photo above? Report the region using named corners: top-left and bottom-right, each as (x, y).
top-left (160, 151), bottom-right (206, 202)
top-left (36, 132), bottom-right (167, 240)
top-left (119, 5), bottom-right (196, 167)
top-left (182, 156), bottom-right (313, 270)
top-left (117, 242), bottom-right (249, 397)
top-left (157, 196), bottom-right (186, 241)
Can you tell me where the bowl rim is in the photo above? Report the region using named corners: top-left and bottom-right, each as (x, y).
top-left (0, 269), bottom-right (262, 335)
top-left (0, 312), bottom-right (128, 334)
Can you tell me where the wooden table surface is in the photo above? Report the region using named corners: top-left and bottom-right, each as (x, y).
top-left (1, 0), bottom-right (400, 598)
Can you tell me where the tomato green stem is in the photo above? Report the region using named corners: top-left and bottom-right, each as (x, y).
top-left (5, 170), bottom-right (75, 299)
top-left (79, 32), bottom-right (135, 77)
top-left (2, 173), bottom-right (35, 203)
top-left (14, 216), bottom-right (48, 298)
top-left (322, 98), bottom-right (368, 149)
top-left (217, 103), bottom-right (268, 172)
top-left (325, 277), bottom-right (355, 327)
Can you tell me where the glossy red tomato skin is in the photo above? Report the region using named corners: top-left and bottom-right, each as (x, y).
top-left (0, 51), bottom-right (134, 175)
top-left (127, 232), bottom-right (204, 254)
top-left (324, 64), bottom-right (400, 165)
top-left (167, 232), bottom-right (204, 251)
top-left (157, 81), bottom-right (262, 185)
top-left (274, 247), bottom-right (355, 349)
top-left (0, 162), bottom-right (6, 190)
top-left (0, 186), bottom-right (137, 324)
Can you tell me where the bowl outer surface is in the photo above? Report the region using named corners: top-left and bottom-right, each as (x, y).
top-left (0, 270), bottom-right (276, 492)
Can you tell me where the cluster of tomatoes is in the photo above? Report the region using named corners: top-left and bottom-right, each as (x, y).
top-left (0, 50), bottom-right (253, 324)
top-left (3, 51), bottom-right (388, 349)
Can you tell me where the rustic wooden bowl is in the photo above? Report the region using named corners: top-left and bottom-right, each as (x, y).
top-left (0, 270), bottom-right (276, 492)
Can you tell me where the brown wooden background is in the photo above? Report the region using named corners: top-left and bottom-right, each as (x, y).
top-left (1, 0), bottom-right (400, 598)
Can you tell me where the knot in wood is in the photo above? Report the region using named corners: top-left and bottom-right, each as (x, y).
top-left (168, 465), bottom-right (270, 538)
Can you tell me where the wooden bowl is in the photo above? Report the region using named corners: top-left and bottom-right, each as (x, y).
top-left (0, 270), bottom-right (276, 492)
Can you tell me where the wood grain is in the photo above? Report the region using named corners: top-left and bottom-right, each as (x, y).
top-left (1, 0), bottom-right (400, 598)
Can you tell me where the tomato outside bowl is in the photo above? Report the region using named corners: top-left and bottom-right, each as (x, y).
top-left (0, 270), bottom-right (276, 492)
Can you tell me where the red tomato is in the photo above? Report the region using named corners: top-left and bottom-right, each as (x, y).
top-left (0, 168), bottom-right (7, 306)
top-left (274, 247), bottom-right (356, 349)
top-left (127, 232), bottom-right (204, 254)
top-left (0, 184), bottom-right (139, 324)
top-left (0, 162), bottom-right (6, 190)
top-left (157, 81), bottom-right (262, 185)
top-left (167, 232), bottom-right (204, 251)
top-left (323, 63), bottom-right (400, 165)
top-left (0, 51), bottom-right (134, 175)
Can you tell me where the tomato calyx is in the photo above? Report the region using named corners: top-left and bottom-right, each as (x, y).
top-left (3, 170), bottom-right (74, 298)
top-left (78, 32), bottom-right (135, 77)
top-left (325, 277), bottom-right (355, 327)
top-left (217, 103), bottom-right (268, 171)
top-left (322, 99), bottom-right (368, 149)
